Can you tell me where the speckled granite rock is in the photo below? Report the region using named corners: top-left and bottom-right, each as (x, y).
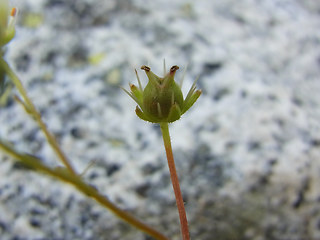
top-left (1, 0), bottom-right (320, 239)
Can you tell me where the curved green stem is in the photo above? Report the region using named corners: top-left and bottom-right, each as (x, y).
top-left (0, 58), bottom-right (76, 175)
top-left (160, 122), bottom-right (190, 240)
top-left (0, 140), bottom-right (169, 240)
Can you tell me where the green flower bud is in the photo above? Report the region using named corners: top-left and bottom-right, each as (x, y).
top-left (0, 0), bottom-right (17, 47)
top-left (123, 65), bottom-right (201, 123)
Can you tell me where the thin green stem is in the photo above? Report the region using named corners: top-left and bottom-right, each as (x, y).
top-left (0, 58), bottom-right (76, 175)
top-left (0, 140), bottom-right (169, 240)
top-left (160, 122), bottom-right (190, 240)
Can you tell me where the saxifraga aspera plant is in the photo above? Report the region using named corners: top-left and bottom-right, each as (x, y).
top-left (123, 64), bottom-right (202, 240)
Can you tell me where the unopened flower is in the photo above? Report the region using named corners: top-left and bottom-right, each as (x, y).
top-left (0, 0), bottom-right (17, 47)
top-left (123, 65), bottom-right (201, 123)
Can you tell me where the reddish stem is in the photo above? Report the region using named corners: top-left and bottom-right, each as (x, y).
top-left (160, 122), bottom-right (190, 240)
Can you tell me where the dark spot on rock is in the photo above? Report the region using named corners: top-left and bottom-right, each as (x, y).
top-left (68, 45), bottom-right (88, 68)
top-left (80, 214), bottom-right (89, 226)
top-left (310, 139), bottom-right (320, 147)
top-left (142, 163), bottom-right (161, 175)
top-left (317, 218), bottom-right (320, 230)
top-left (240, 90), bottom-right (248, 98)
top-left (203, 62), bottom-right (223, 74)
top-left (213, 88), bottom-right (230, 101)
top-left (31, 194), bottom-right (57, 208)
top-left (292, 96), bottom-right (303, 106)
top-left (268, 158), bottom-right (278, 166)
top-left (1, 96), bottom-right (14, 108)
top-left (15, 53), bottom-right (31, 72)
top-left (136, 131), bottom-right (143, 141)
top-left (45, 0), bottom-right (65, 7)
top-left (182, 194), bottom-right (188, 203)
top-left (29, 218), bottom-right (41, 228)
top-left (87, 141), bottom-right (98, 148)
top-left (234, 15), bottom-right (246, 24)
top-left (70, 127), bottom-right (83, 139)
top-left (90, 211), bottom-right (100, 222)
top-left (144, 235), bottom-right (154, 240)
top-left (0, 221), bottom-right (7, 231)
top-left (267, 94), bottom-right (277, 101)
top-left (209, 122), bottom-right (220, 132)
top-left (70, 2), bottom-right (92, 19)
top-left (65, 195), bottom-right (74, 210)
top-left (89, 171), bottom-right (99, 180)
top-left (11, 161), bottom-right (33, 171)
top-left (29, 207), bottom-right (45, 216)
top-left (135, 182), bottom-right (151, 197)
top-left (274, 118), bottom-right (285, 127)
top-left (248, 141), bottom-right (261, 151)
top-left (225, 141), bottom-right (236, 150)
top-left (25, 128), bottom-right (39, 142)
top-left (208, 160), bottom-right (225, 187)
top-left (10, 236), bottom-right (24, 240)
top-left (106, 164), bottom-right (120, 176)
top-left (317, 55), bottom-right (320, 66)
top-left (16, 183), bottom-right (22, 191)
top-left (42, 50), bottom-right (58, 65)
top-left (193, 144), bottom-right (212, 165)
top-left (152, 124), bottom-right (161, 135)
top-left (136, 132), bottom-right (149, 150)
top-left (258, 174), bottom-right (270, 186)
top-left (293, 179), bottom-right (309, 209)
top-left (292, 191), bottom-right (304, 209)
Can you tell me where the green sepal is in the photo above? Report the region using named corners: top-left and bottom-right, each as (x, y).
top-left (135, 106), bottom-right (156, 123)
top-left (130, 84), bottom-right (143, 106)
top-left (182, 90), bottom-right (202, 114)
top-left (167, 103), bottom-right (182, 123)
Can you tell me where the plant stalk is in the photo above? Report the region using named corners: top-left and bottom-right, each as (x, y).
top-left (0, 140), bottom-right (169, 240)
top-left (160, 122), bottom-right (190, 240)
top-left (0, 58), bottom-right (76, 175)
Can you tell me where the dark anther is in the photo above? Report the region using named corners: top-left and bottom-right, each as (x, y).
top-left (170, 65), bottom-right (179, 73)
top-left (141, 65), bottom-right (150, 72)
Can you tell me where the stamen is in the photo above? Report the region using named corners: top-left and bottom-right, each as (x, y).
top-left (8, 7), bottom-right (18, 30)
top-left (141, 65), bottom-right (150, 72)
top-left (11, 8), bottom-right (17, 17)
top-left (170, 65), bottom-right (179, 75)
